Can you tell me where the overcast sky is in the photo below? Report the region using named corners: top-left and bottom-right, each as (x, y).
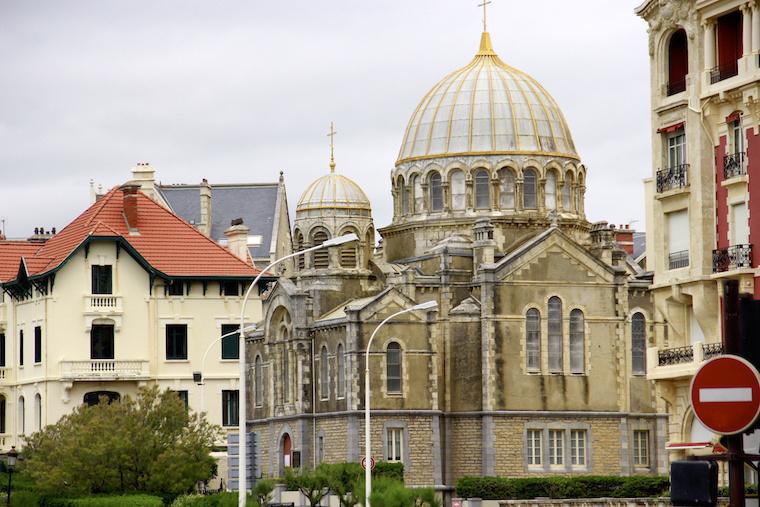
top-left (0, 1), bottom-right (651, 239)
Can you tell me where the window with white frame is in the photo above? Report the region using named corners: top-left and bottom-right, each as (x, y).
top-left (569, 309), bottom-right (585, 374)
top-left (633, 430), bottom-right (650, 467)
top-left (386, 428), bottom-right (403, 462)
top-left (386, 342), bottom-right (402, 393)
top-left (526, 309), bottom-right (541, 372)
top-left (548, 429), bottom-right (564, 466)
top-left (548, 297), bottom-right (563, 373)
top-left (632, 313), bottom-right (647, 375)
top-left (668, 132), bottom-right (686, 168)
top-left (733, 119), bottom-right (744, 155)
top-left (570, 429), bottom-right (587, 467)
top-left (527, 429), bottom-right (542, 466)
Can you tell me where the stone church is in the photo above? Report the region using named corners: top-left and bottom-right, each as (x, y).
top-left (247, 31), bottom-right (665, 490)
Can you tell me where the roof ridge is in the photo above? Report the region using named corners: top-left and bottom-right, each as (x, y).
top-left (85, 187), bottom-right (120, 226)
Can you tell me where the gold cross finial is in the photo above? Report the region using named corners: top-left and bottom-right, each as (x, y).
top-left (327, 121), bottom-right (337, 173)
top-left (478, 0), bottom-right (492, 32)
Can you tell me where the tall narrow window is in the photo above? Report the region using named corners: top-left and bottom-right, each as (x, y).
top-left (412, 175), bottom-right (423, 213)
top-left (562, 171), bottom-right (573, 211)
top-left (570, 430), bottom-right (587, 467)
top-left (340, 230), bottom-right (358, 268)
top-left (34, 393), bottom-right (41, 431)
top-left (19, 330), bottom-right (23, 366)
top-left (668, 132), bottom-right (686, 168)
top-left (386, 428), bottom-right (403, 462)
top-left (0, 396), bottom-right (6, 434)
top-left (399, 177), bottom-right (409, 215)
top-left (548, 297), bottom-right (563, 372)
top-left (732, 119), bottom-right (744, 155)
top-left (633, 430), bottom-right (650, 467)
top-left (221, 324), bottom-right (239, 360)
top-left (165, 324), bottom-right (188, 360)
top-left (667, 209), bottom-right (689, 269)
top-left (526, 309), bottom-right (541, 372)
top-left (255, 355), bottom-right (263, 407)
top-left (282, 342), bottom-right (289, 403)
top-left (498, 169), bottom-right (515, 209)
top-left (475, 170), bottom-right (490, 209)
top-left (91, 324), bottom-right (114, 360)
top-left (386, 342), bottom-right (402, 393)
top-left (569, 309), bottom-right (585, 374)
top-left (91, 265), bottom-right (113, 295)
top-left (632, 313), bottom-right (647, 375)
top-left (295, 232), bottom-right (305, 270)
top-left (667, 29), bottom-right (688, 95)
top-left (312, 230), bottom-right (329, 269)
top-left (320, 346), bottom-right (329, 400)
top-left (1, 332), bottom-right (7, 368)
top-left (337, 343), bottom-right (346, 398)
top-left (549, 429), bottom-right (564, 465)
top-left (545, 171), bottom-right (557, 210)
top-left (173, 390), bottom-right (189, 411)
top-left (715, 11), bottom-right (742, 81)
top-left (34, 326), bottom-right (42, 364)
top-left (527, 429), bottom-right (542, 466)
top-left (18, 396), bottom-right (24, 435)
top-left (523, 169), bottom-right (537, 209)
top-left (222, 390), bottom-right (239, 426)
top-left (430, 172), bottom-right (443, 212)
top-left (450, 170), bottom-right (466, 210)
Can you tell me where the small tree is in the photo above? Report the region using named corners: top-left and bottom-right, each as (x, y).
top-left (23, 386), bottom-right (220, 498)
top-left (285, 467), bottom-right (329, 507)
top-left (254, 478), bottom-right (275, 506)
top-left (321, 463), bottom-right (362, 507)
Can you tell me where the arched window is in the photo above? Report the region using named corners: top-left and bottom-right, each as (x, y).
top-left (18, 396), bottom-right (24, 435)
top-left (667, 29), bottom-right (688, 95)
top-left (0, 396), bottom-right (6, 434)
top-left (412, 175), bottom-right (423, 213)
top-left (320, 345), bottom-right (329, 400)
top-left (450, 170), bottom-right (466, 210)
top-left (545, 171), bottom-right (557, 210)
top-left (576, 173), bottom-right (584, 213)
top-left (632, 313), bottom-right (647, 375)
top-left (337, 343), bottom-right (346, 398)
top-left (312, 230), bottom-right (329, 269)
top-left (523, 169), bottom-right (538, 209)
top-left (526, 309), bottom-right (541, 372)
top-left (340, 229), bottom-right (358, 268)
top-left (254, 355), bottom-right (263, 407)
top-left (498, 169), bottom-right (515, 209)
top-left (429, 172), bottom-right (443, 212)
top-left (281, 341), bottom-right (289, 403)
top-left (364, 229), bottom-right (374, 268)
top-left (386, 342), bottom-right (402, 393)
top-left (399, 177), bottom-right (409, 215)
top-left (548, 297), bottom-right (563, 372)
top-left (475, 170), bottom-right (490, 209)
top-left (295, 231), bottom-right (305, 270)
top-left (562, 171), bottom-right (574, 211)
top-left (569, 309), bottom-right (585, 374)
top-left (35, 393), bottom-right (41, 431)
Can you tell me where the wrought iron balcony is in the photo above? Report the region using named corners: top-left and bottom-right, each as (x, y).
top-left (723, 151), bottom-right (747, 179)
top-left (702, 342), bottom-right (724, 361)
top-left (60, 360), bottom-right (149, 380)
top-left (658, 345), bottom-right (694, 366)
top-left (656, 164), bottom-right (689, 193)
top-left (710, 62), bottom-right (739, 84)
top-left (667, 78), bottom-right (686, 96)
top-left (713, 244), bottom-right (753, 273)
top-left (669, 250), bottom-right (689, 270)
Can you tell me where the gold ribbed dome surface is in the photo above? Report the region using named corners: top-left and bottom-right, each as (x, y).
top-left (397, 33), bottom-right (578, 164)
top-left (296, 172), bottom-right (371, 214)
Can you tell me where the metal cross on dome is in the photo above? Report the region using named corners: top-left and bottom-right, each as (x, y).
top-left (478, 0), bottom-right (492, 32)
top-left (328, 121), bottom-right (337, 172)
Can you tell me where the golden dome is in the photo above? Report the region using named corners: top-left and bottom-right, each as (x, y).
top-left (296, 172), bottom-right (371, 215)
top-left (397, 33), bottom-right (578, 164)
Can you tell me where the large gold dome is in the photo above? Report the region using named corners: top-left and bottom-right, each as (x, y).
top-left (397, 33), bottom-right (578, 164)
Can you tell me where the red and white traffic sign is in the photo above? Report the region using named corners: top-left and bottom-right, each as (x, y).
top-left (690, 355), bottom-right (760, 435)
top-left (361, 456), bottom-right (376, 471)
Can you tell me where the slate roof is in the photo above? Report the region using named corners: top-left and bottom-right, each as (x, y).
top-left (633, 232), bottom-right (646, 259)
top-left (157, 183), bottom-right (279, 261)
top-left (0, 186), bottom-right (259, 284)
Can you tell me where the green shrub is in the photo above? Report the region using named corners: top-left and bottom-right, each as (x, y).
top-left (10, 490), bottom-right (41, 506)
top-left (456, 475), bottom-right (670, 500)
top-left (373, 462), bottom-right (404, 483)
top-left (170, 493), bottom-right (258, 507)
top-left (368, 478), bottom-right (439, 507)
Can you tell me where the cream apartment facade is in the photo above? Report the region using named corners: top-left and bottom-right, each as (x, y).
top-left (0, 182), bottom-right (266, 450)
top-left (637, 0), bottom-right (760, 454)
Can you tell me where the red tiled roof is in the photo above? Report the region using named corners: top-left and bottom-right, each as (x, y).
top-left (2, 186), bottom-right (260, 283)
top-left (0, 242), bottom-right (41, 282)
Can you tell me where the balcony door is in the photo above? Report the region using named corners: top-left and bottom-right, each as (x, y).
top-left (90, 324), bottom-right (114, 360)
top-left (668, 132), bottom-right (686, 168)
top-left (732, 202), bottom-right (749, 245)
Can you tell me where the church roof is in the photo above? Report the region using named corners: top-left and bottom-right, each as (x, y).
top-left (296, 172), bottom-right (371, 215)
top-left (397, 32), bottom-right (577, 164)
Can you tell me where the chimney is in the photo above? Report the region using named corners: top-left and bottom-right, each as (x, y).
top-left (473, 218), bottom-right (496, 270)
top-left (199, 178), bottom-right (212, 237)
top-left (224, 218), bottom-right (249, 262)
top-left (27, 226), bottom-right (57, 244)
top-left (131, 162), bottom-right (157, 200)
top-left (614, 224), bottom-right (636, 256)
top-left (121, 183), bottom-right (141, 230)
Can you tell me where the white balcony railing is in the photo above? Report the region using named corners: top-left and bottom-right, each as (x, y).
top-left (84, 295), bottom-right (123, 314)
top-left (60, 360), bottom-right (149, 380)
top-left (647, 341), bottom-right (723, 380)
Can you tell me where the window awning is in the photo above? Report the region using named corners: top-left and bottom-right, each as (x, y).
top-left (726, 111), bottom-right (742, 124)
top-left (657, 122), bottom-right (685, 134)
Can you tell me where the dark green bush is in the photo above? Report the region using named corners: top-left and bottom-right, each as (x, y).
top-left (373, 462), bottom-right (404, 483)
top-left (10, 490), bottom-right (41, 506)
top-left (456, 475), bottom-right (670, 500)
top-left (170, 493), bottom-right (258, 507)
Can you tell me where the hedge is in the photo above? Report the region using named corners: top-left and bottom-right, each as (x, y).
top-left (38, 495), bottom-right (164, 507)
top-left (455, 476), bottom-right (670, 500)
top-left (170, 493), bottom-right (259, 507)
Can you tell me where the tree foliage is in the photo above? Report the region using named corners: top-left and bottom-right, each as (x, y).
top-left (284, 468), bottom-right (329, 507)
top-left (23, 386), bottom-right (220, 498)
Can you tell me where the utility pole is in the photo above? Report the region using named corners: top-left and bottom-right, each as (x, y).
top-left (723, 280), bottom-right (745, 507)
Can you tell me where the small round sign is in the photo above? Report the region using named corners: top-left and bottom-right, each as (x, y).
top-left (361, 456), bottom-right (376, 471)
top-left (690, 355), bottom-right (760, 435)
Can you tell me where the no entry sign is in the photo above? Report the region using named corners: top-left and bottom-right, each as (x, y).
top-left (690, 355), bottom-right (760, 435)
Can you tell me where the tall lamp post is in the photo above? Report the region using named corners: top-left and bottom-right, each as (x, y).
top-left (6, 446), bottom-right (17, 506)
top-left (364, 300), bottom-right (438, 507)
top-left (238, 233), bottom-right (358, 507)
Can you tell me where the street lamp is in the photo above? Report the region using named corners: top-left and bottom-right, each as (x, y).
top-left (364, 300), bottom-right (438, 507)
top-left (6, 446), bottom-right (17, 506)
top-left (195, 324), bottom-right (258, 415)
top-left (237, 233), bottom-right (358, 507)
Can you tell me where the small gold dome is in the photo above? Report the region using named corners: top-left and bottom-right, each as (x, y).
top-left (397, 33), bottom-right (578, 164)
top-left (296, 172), bottom-right (371, 216)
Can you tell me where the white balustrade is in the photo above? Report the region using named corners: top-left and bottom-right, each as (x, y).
top-left (60, 360), bottom-right (149, 380)
top-left (84, 295), bottom-right (123, 314)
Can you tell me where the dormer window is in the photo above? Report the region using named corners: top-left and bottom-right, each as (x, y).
top-left (91, 265), bottom-right (112, 295)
